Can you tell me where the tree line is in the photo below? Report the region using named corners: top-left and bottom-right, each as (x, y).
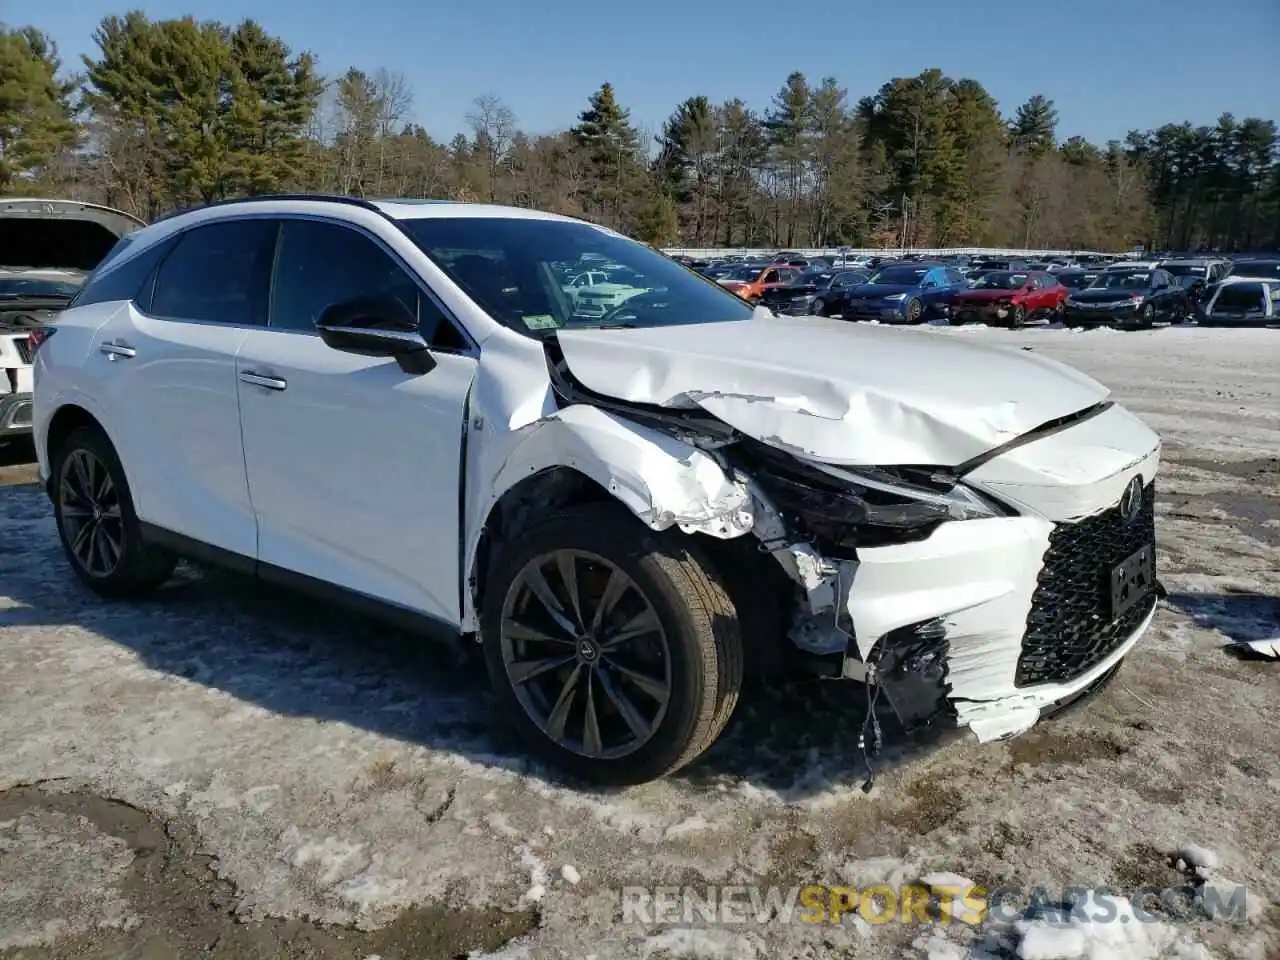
top-left (2, 15), bottom-right (1278, 251)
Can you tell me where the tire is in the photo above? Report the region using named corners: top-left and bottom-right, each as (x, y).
top-left (1053, 302), bottom-right (1065, 323)
top-left (810, 298), bottom-right (826, 316)
top-left (51, 425), bottom-right (176, 598)
top-left (905, 298), bottom-right (924, 324)
top-left (1009, 305), bottom-right (1026, 329)
top-left (480, 503), bottom-right (743, 785)
top-left (1139, 303), bottom-right (1155, 329)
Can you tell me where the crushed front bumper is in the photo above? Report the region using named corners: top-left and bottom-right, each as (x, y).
top-left (807, 403), bottom-right (1163, 742)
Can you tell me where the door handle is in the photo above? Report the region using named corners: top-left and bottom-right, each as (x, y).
top-left (100, 340), bottom-right (136, 360)
top-left (239, 371), bottom-right (288, 391)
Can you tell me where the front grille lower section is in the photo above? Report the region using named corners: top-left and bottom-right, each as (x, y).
top-left (1016, 482), bottom-right (1156, 687)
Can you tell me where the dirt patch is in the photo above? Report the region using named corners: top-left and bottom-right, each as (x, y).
top-left (1176, 456), bottom-right (1280, 482)
top-left (1110, 842), bottom-right (1186, 894)
top-left (1005, 729), bottom-right (1128, 768)
top-left (891, 775), bottom-right (967, 835)
top-left (0, 782), bottom-right (539, 960)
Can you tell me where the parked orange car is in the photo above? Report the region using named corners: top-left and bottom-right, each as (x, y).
top-left (716, 264), bottom-right (804, 301)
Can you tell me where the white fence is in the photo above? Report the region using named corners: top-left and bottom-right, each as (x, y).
top-left (662, 247), bottom-right (1117, 259)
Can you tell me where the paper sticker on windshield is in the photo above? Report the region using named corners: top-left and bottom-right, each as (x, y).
top-left (523, 314), bottom-right (561, 330)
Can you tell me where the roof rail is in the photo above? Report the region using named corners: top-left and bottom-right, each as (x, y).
top-left (149, 193), bottom-right (390, 225)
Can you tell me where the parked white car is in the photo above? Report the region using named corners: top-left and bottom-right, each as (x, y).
top-left (32, 196), bottom-right (1162, 784)
top-left (562, 269), bottom-right (648, 319)
top-left (1, 199), bottom-right (143, 441)
top-left (1198, 276), bottom-right (1280, 325)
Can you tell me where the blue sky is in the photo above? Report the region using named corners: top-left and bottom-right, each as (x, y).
top-left (15, 0), bottom-right (1279, 147)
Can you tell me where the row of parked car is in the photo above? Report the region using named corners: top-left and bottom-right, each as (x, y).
top-left (667, 251), bottom-right (1280, 329)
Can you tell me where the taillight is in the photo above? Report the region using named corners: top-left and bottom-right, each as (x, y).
top-left (26, 326), bottom-right (55, 354)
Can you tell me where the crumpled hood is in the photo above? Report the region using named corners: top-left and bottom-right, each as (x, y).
top-left (555, 316), bottom-right (1110, 466)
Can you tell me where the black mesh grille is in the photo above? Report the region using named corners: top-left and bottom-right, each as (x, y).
top-left (1016, 482), bottom-right (1156, 687)
top-left (14, 336), bottom-right (33, 363)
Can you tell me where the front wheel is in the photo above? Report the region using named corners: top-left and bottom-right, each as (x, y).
top-left (1009, 305), bottom-right (1026, 329)
top-left (1140, 303), bottom-right (1155, 329)
top-left (810, 298), bottom-right (826, 316)
top-left (51, 425), bottom-right (176, 597)
top-left (905, 298), bottom-right (924, 324)
top-left (480, 504), bottom-right (743, 785)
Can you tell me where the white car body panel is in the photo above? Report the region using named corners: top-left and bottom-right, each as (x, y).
top-left (553, 316), bottom-right (1110, 466)
top-left (234, 328), bottom-right (475, 621)
top-left (78, 305), bottom-right (258, 558)
top-left (32, 198), bottom-right (1165, 754)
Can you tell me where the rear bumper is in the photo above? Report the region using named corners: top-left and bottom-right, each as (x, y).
top-left (0, 391), bottom-right (33, 437)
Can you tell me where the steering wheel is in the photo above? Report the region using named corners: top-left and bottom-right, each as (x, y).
top-left (599, 291), bottom-right (668, 326)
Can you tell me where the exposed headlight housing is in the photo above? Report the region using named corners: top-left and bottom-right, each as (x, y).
top-left (732, 440), bottom-right (1011, 552)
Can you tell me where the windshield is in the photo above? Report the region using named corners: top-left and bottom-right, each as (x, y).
top-left (972, 271), bottom-right (1028, 290)
top-left (401, 217), bottom-right (754, 335)
top-left (1230, 260), bottom-right (1280, 279)
top-left (1088, 271), bottom-right (1151, 290)
top-left (1059, 273), bottom-right (1096, 288)
top-left (869, 266), bottom-right (928, 285)
top-left (1161, 264), bottom-right (1206, 278)
top-left (727, 265), bottom-right (766, 280)
top-left (0, 276), bottom-right (84, 299)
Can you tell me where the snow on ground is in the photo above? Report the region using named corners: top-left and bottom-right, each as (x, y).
top-left (0, 324), bottom-right (1277, 958)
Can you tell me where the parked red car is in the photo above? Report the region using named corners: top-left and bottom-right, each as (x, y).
top-left (950, 270), bottom-right (1068, 327)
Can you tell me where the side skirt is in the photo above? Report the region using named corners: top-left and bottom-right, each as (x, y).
top-left (138, 522), bottom-right (463, 644)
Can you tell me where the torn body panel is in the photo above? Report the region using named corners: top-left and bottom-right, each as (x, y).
top-left (460, 331), bottom-right (756, 631)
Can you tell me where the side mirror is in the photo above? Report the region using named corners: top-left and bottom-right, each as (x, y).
top-left (317, 294), bottom-right (436, 375)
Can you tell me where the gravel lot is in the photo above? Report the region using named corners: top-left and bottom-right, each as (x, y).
top-left (1, 324), bottom-right (1277, 960)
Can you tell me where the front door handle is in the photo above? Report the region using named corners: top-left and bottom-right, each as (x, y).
top-left (239, 371), bottom-right (288, 391)
top-left (100, 340), bottom-right (136, 360)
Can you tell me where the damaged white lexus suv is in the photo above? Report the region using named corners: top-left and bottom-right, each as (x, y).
top-left (32, 197), bottom-right (1161, 784)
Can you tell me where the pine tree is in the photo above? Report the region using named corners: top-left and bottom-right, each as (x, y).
top-left (1010, 94), bottom-right (1058, 156)
top-left (571, 82), bottom-right (642, 229)
top-left (0, 25), bottom-right (77, 188)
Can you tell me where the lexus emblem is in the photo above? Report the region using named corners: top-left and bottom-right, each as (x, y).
top-left (1119, 477), bottom-right (1143, 523)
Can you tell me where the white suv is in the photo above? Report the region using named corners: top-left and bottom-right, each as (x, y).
top-left (32, 196), bottom-right (1163, 784)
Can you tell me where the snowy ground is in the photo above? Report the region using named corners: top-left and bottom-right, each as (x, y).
top-left (1, 324), bottom-right (1277, 960)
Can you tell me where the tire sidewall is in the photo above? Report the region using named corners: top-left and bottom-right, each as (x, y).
top-left (479, 507), bottom-right (722, 784)
top-left (51, 426), bottom-right (168, 594)
top-left (906, 298), bottom-right (923, 323)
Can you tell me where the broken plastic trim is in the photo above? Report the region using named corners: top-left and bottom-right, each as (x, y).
top-left (729, 438), bottom-right (1010, 551)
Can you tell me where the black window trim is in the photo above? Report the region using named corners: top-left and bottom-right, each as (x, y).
top-left (141, 218), bottom-right (280, 330)
top-left (264, 213), bottom-right (479, 356)
top-left (139, 212), bottom-right (479, 356)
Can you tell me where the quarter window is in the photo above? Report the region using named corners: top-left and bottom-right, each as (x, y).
top-left (150, 220), bottom-right (277, 325)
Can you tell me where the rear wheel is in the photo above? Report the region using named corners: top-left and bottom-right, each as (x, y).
top-left (51, 426), bottom-right (176, 597)
top-left (480, 504), bottom-right (743, 785)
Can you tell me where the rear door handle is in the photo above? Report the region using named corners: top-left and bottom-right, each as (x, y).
top-left (100, 340), bottom-right (136, 360)
top-left (239, 371), bottom-right (288, 391)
